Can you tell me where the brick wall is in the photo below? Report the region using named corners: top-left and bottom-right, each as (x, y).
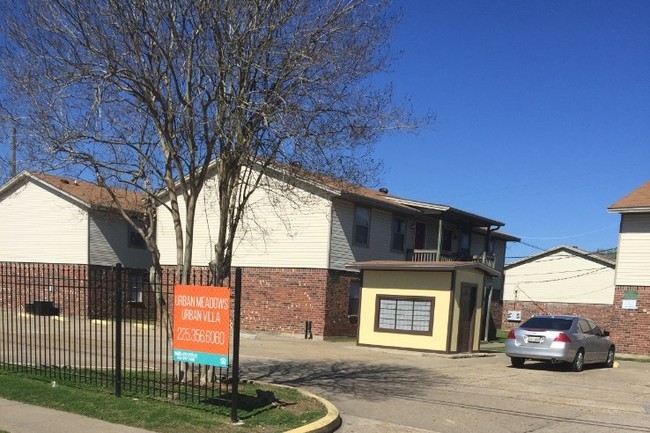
top-left (0, 262), bottom-right (89, 315)
top-left (0, 262), bottom-right (158, 321)
top-left (611, 286), bottom-right (650, 356)
top-left (163, 265), bottom-right (357, 338)
top-left (501, 301), bottom-right (614, 331)
top-left (1, 262), bottom-right (358, 338)
top-left (239, 267), bottom-right (329, 336)
top-left (323, 269), bottom-right (360, 337)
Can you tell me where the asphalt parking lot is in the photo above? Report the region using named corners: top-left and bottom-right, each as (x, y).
top-left (239, 335), bottom-right (650, 433)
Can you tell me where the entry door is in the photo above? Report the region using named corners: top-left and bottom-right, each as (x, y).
top-left (457, 284), bottom-right (477, 353)
top-left (414, 223), bottom-right (426, 249)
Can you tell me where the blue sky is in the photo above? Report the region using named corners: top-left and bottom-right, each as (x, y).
top-left (375, 0), bottom-right (650, 262)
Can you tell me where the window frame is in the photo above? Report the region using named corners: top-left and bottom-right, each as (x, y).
top-left (391, 216), bottom-right (406, 252)
top-left (374, 295), bottom-right (435, 336)
top-left (128, 226), bottom-right (147, 249)
top-left (127, 272), bottom-right (144, 303)
top-left (353, 205), bottom-right (371, 247)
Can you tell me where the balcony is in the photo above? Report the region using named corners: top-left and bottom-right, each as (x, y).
top-left (406, 249), bottom-right (496, 268)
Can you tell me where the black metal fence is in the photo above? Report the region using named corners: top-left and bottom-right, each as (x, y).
top-left (0, 261), bottom-right (231, 404)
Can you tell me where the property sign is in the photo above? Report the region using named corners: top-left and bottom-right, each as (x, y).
top-left (173, 285), bottom-right (231, 367)
top-left (506, 310), bottom-right (522, 322)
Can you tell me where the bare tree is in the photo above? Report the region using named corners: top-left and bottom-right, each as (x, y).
top-left (0, 0), bottom-right (422, 287)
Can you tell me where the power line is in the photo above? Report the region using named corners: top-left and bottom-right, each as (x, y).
top-left (515, 224), bottom-right (619, 240)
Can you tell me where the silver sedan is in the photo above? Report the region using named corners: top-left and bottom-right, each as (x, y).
top-left (505, 315), bottom-right (615, 372)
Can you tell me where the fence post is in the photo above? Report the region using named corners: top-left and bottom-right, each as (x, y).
top-left (114, 263), bottom-right (123, 398)
top-left (230, 267), bottom-right (242, 423)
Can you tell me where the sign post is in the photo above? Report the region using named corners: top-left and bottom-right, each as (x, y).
top-left (230, 268), bottom-right (242, 423)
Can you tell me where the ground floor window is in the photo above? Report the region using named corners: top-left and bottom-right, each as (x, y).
top-left (348, 280), bottom-right (360, 316)
top-left (128, 272), bottom-right (144, 302)
top-left (375, 296), bottom-right (434, 335)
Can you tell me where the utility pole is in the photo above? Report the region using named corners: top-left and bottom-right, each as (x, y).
top-left (11, 126), bottom-right (17, 177)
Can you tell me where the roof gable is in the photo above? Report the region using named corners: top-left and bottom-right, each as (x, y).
top-left (609, 181), bottom-right (650, 213)
top-left (0, 171), bottom-right (144, 213)
top-left (505, 245), bottom-right (615, 270)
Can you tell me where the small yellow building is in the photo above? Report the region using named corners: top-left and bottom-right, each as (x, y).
top-left (349, 261), bottom-right (500, 353)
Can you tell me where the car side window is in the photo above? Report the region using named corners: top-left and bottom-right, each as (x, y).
top-left (577, 319), bottom-right (592, 334)
top-left (587, 319), bottom-right (600, 335)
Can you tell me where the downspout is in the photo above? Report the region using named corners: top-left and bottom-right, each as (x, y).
top-left (483, 284), bottom-right (493, 342)
top-left (482, 225), bottom-right (500, 341)
top-left (485, 224), bottom-right (501, 255)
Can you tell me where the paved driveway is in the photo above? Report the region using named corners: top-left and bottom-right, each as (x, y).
top-left (239, 336), bottom-right (650, 433)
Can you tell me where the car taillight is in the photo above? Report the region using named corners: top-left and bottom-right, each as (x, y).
top-left (554, 332), bottom-right (571, 343)
top-left (507, 330), bottom-right (515, 339)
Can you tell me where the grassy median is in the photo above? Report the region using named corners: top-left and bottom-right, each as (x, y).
top-left (0, 370), bottom-right (326, 433)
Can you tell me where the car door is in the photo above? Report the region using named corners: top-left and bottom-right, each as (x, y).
top-left (587, 320), bottom-right (610, 362)
top-left (577, 319), bottom-right (598, 363)
top-left (579, 319), bottom-right (607, 363)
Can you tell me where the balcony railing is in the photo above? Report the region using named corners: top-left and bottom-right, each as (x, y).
top-left (406, 249), bottom-right (495, 268)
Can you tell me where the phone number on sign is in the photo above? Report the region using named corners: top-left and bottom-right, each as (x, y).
top-left (176, 327), bottom-right (227, 346)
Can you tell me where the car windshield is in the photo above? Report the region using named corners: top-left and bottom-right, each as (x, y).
top-left (521, 317), bottom-right (573, 331)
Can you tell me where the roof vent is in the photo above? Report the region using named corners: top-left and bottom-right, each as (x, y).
top-left (379, 187), bottom-right (388, 194)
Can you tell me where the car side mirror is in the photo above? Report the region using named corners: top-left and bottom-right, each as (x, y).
top-left (602, 330), bottom-right (610, 337)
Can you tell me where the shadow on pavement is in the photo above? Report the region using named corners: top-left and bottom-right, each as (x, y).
top-left (240, 359), bottom-right (448, 401)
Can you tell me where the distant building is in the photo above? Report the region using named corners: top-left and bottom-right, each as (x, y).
top-left (608, 180), bottom-right (650, 355)
top-left (502, 245), bottom-right (616, 330)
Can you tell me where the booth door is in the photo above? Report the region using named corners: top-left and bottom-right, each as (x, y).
top-left (457, 284), bottom-right (477, 352)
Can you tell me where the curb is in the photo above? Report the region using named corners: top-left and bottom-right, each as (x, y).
top-left (284, 388), bottom-right (341, 433)
top-left (241, 380), bottom-right (341, 433)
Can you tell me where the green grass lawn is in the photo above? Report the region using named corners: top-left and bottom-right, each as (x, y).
top-left (0, 370), bottom-right (326, 433)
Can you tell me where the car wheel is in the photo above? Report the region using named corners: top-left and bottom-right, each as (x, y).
top-left (571, 349), bottom-right (585, 372)
top-left (605, 346), bottom-right (615, 368)
top-left (511, 357), bottom-right (525, 368)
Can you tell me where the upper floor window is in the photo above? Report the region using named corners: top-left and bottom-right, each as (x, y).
top-left (391, 217), bottom-right (405, 251)
top-left (354, 206), bottom-right (370, 246)
top-left (128, 227), bottom-right (147, 249)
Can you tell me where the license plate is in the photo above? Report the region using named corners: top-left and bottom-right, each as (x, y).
top-left (527, 336), bottom-right (543, 343)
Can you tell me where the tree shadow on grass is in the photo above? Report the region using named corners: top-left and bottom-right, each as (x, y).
top-left (240, 359), bottom-right (449, 402)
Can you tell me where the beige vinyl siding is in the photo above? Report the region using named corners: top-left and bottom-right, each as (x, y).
top-left (329, 199), bottom-right (407, 270)
top-left (0, 181), bottom-right (88, 264)
top-left (89, 212), bottom-right (153, 268)
top-left (504, 251), bottom-right (615, 304)
top-left (615, 213), bottom-right (650, 286)
top-left (157, 176), bottom-right (332, 268)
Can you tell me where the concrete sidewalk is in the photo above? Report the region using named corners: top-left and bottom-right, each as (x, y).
top-left (0, 397), bottom-right (157, 433)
